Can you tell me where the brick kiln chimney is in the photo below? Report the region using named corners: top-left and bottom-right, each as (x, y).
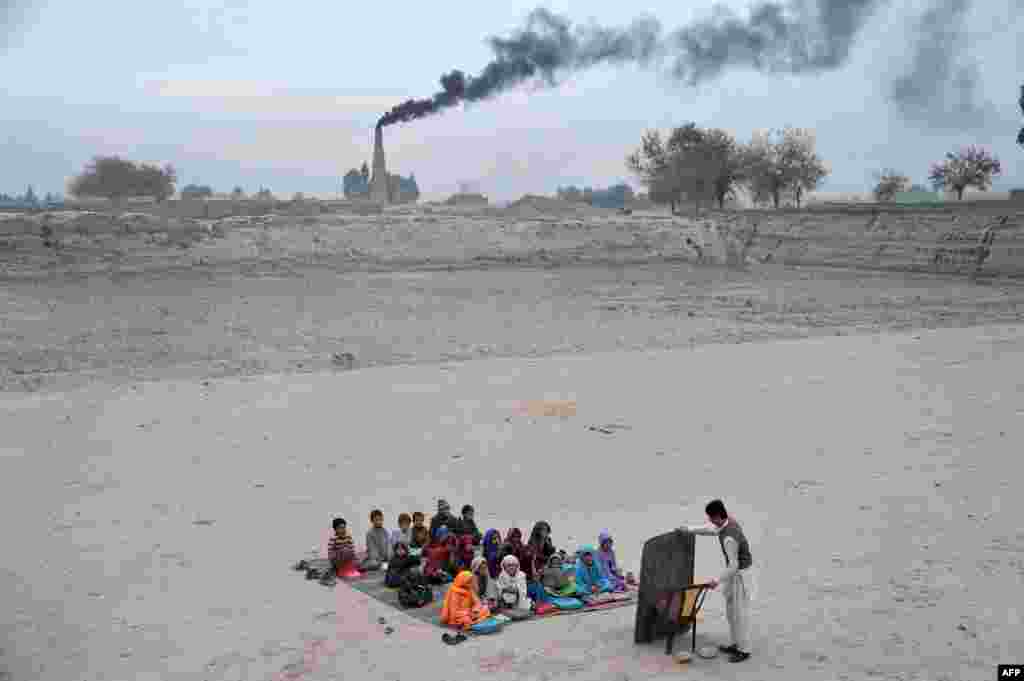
top-left (369, 125), bottom-right (389, 203)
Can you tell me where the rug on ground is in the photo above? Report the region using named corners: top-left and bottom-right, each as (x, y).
top-left (292, 558), bottom-right (637, 629)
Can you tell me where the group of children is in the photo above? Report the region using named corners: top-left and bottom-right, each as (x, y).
top-left (326, 499), bottom-right (636, 630)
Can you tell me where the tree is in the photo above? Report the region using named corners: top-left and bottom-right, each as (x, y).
top-left (627, 124), bottom-right (750, 214)
top-left (180, 184), bottom-right (213, 200)
top-left (255, 187), bottom-right (273, 200)
top-left (557, 186), bottom-right (584, 202)
top-left (745, 127), bottom-right (828, 208)
top-left (627, 130), bottom-right (688, 212)
top-left (873, 168), bottom-right (910, 202)
top-left (68, 156), bottom-right (177, 204)
top-left (778, 128), bottom-right (828, 208)
top-left (928, 146), bottom-right (1002, 200)
top-left (343, 169), bottom-right (368, 198)
top-left (231, 186), bottom-right (245, 199)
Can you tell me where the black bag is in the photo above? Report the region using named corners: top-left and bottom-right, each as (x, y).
top-left (398, 577), bottom-right (434, 609)
top-left (633, 529), bottom-right (696, 644)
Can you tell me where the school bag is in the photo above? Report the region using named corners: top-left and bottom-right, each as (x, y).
top-left (398, 577), bottom-right (434, 609)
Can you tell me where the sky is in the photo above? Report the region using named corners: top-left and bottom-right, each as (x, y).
top-left (1, 0), bottom-right (1022, 202)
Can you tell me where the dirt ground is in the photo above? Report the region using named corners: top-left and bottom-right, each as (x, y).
top-left (3, 259), bottom-right (1024, 394)
top-left (1, 207), bottom-right (1022, 681)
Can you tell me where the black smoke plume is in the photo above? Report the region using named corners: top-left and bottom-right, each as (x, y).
top-left (888, 0), bottom-right (989, 129)
top-left (377, 2), bottom-right (886, 128)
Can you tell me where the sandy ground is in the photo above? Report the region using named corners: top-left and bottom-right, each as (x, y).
top-left (4, 261), bottom-right (1024, 394)
top-left (2, 321), bottom-right (1022, 680)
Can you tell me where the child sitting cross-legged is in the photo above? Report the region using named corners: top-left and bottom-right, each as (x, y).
top-left (361, 509), bottom-right (391, 572)
top-left (410, 512), bottom-right (430, 549)
top-left (439, 571), bottom-right (491, 630)
top-left (385, 541), bottom-right (421, 588)
top-left (496, 555), bottom-right (534, 620)
top-left (422, 526), bottom-right (454, 584)
top-left (574, 545), bottom-right (611, 601)
top-left (328, 517), bottom-right (359, 581)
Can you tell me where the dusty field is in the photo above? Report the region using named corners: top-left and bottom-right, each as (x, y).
top-left (3, 259), bottom-right (1024, 394)
top-left (1, 205), bottom-right (1022, 680)
top-left (1, 325), bottom-right (1021, 681)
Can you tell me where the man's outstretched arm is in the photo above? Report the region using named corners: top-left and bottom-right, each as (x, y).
top-left (677, 523), bottom-right (719, 536)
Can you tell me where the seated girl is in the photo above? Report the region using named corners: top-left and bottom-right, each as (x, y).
top-left (541, 553), bottom-right (575, 597)
top-left (595, 530), bottom-right (627, 592)
top-left (384, 541), bottom-right (421, 588)
top-left (574, 545), bottom-right (611, 600)
top-left (496, 555), bottom-right (534, 620)
top-left (453, 534), bottom-right (476, 573)
top-left (439, 571), bottom-right (492, 630)
top-left (482, 529), bottom-right (503, 579)
top-left (500, 528), bottom-right (529, 568)
top-left (470, 556), bottom-right (497, 607)
top-left (524, 521), bottom-right (556, 582)
top-left (422, 527), bottom-right (454, 584)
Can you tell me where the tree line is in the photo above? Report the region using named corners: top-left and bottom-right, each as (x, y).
top-left (627, 121), bottom-right (1009, 210)
top-left (626, 123), bottom-right (829, 212)
top-left (555, 184), bottom-right (635, 209)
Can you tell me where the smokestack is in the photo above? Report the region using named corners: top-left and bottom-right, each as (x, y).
top-left (369, 125), bottom-right (389, 203)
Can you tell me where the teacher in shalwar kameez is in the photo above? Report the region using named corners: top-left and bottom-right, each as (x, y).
top-left (680, 499), bottom-right (754, 663)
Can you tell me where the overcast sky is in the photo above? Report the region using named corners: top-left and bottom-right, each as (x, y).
top-left (1, 1), bottom-right (1021, 201)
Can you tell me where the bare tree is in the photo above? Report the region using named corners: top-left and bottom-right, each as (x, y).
top-left (780, 128), bottom-right (828, 208)
top-left (873, 168), bottom-right (910, 202)
top-left (627, 124), bottom-right (748, 214)
top-left (68, 156), bottom-right (176, 204)
top-left (745, 127), bottom-right (828, 208)
top-left (928, 146), bottom-right (1002, 200)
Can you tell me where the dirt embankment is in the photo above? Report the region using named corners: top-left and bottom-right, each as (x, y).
top-left (2, 201), bottom-right (1023, 281)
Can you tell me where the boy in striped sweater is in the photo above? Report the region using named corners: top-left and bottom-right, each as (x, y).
top-left (328, 517), bottom-right (358, 581)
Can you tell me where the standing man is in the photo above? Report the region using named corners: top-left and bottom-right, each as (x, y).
top-left (680, 499), bottom-right (753, 663)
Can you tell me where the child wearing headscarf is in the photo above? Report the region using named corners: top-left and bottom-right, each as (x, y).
top-left (596, 530), bottom-right (627, 592)
top-left (524, 521), bottom-right (556, 582)
top-left (574, 545), bottom-right (611, 598)
top-left (500, 528), bottom-right (528, 568)
top-left (541, 553), bottom-right (575, 597)
top-left (470, 556), bottom-right (497, 606)
top-left (496, 555), bottom-right (533, 620)
top-left (482, 529), bottom-right (503, 579)
top-left (439, 571), bottom-right (491, 630)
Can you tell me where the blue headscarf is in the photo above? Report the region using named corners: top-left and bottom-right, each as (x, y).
top-left (482, 528), bottom-right (502, 578)
top-left (574, 545), bottom-right (610, 595)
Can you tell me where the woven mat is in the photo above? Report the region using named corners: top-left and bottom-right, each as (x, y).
top-left (295, 559), bottom-right (637, 628)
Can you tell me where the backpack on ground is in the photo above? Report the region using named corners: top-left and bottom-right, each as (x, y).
top-left (398, 577), bottom-right (433, 609)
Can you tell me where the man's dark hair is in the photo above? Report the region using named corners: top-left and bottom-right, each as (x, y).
top-left (398, 512), bottom-right (412, 524)
top-left (370, 509), bottom-right (383, 520)
top-left (705, 499), bottom-right (728, 519)
top-left (332, 517), bottom-right (346, 530)
top-left (412, 511), bottom-right (425, 521)
top-left (461, 504), bottom-right (474, 515)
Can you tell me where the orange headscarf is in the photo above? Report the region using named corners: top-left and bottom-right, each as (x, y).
top-left (440, 571), bottom-right (491, 629)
